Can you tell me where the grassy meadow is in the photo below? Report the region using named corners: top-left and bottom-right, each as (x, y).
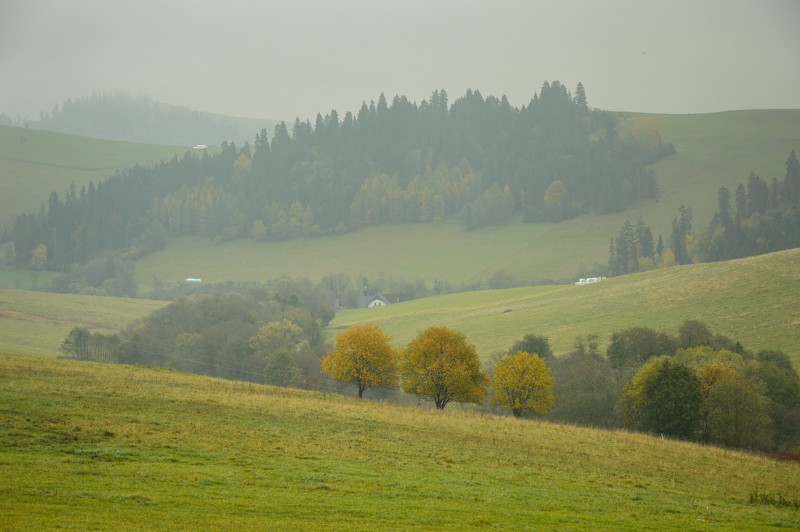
top-left (0, 288), bottom-right (166, 356)
top-left (1, 352), bottom-right (798, 529)
top-left (330, 248), bottom-right (800, 366)
top-left (134, 109), bottom-right (800, 288)
top-left (0, 124), bottom-right (185, 225)
top-left (2, 248), bottom-right (797, 369)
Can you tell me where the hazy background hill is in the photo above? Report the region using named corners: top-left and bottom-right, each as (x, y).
top-left (6, 92), bottom-right (280, 147)
top-left (0, 124), bottom-right (182, 227)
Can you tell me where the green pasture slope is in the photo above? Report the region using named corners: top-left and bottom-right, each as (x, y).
top-left (1, 353), bottom-right (797, 529)
top-left (330, 248), bottom-right (800, 366)
top-left (136, 109), bottom-right (800, 287)
top-left (0, 124), bottom-right (184, 224)
top-left (0, 288), bottom-right (166, 356)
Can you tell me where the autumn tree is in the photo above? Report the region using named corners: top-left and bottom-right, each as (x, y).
top-left (399, 326), bottom-right (488, 409)
top-left (321, 323), bottom-right (398, 398)
top-left (29, 243), bottom-right (47, 271)
top-left (492, 351), bottom-right (554, 417)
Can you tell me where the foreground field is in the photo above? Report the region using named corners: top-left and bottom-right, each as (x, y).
top-left (0, 289), bottom-right (166, 356)
top-left (330, 248), bottom-right (800, 365)
top-left (1, 353), bottom-right (797, 529)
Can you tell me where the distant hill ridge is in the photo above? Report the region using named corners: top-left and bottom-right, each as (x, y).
top-left (11, 92), bottom-right (279, 146)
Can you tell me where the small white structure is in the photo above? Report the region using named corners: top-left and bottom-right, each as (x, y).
top-left (367, 297), bottom-right (388, 308)
top-left (193, 144), bottom-right (208, 150)
top-left (575, 277), bottom-right (606, 286)
top-left (185, 278), bottom-right (202, 283)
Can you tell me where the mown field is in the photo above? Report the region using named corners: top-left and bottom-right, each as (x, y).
top-left (0, 124), bottom-right (185, 225)
top-left (134, 109), bottom-right (800, 288)
top-left (330, 248), bottom-right (800, 366)
top-left (1, 353), bottom-right (797, 529)
top-left (0, 289), bottom-right (166, 356)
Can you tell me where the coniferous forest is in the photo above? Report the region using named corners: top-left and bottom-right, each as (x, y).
top-left (11, 82), bottom-right (670, 274)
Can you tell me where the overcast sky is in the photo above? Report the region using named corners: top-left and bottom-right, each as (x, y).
top-left (2, 0), bottom-right (799, 121)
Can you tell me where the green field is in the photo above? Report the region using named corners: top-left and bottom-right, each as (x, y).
top-left (330, 248), bottom-right (800, 366)
top-left (0, 289), bottom-right (166, 356)
top-left (2, 249), bottom-right (797, 370)
top-left (1, 352), bottom-right (797, 529)
top-left (0, 125), bottom-right (185, 225)
top-left (134, 109), bottom-right (800, 288)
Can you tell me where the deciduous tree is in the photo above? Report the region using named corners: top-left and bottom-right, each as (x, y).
top-left (618, 356), bottom-right (702, 439)
top-left (492, 351), bottom-right (554, 417)
top-left (322, 324), bottom-right (398, 398)
top-left (400, 326), bottom-right (488, 409)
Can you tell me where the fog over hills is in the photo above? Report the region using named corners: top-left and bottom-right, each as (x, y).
top-left (2, 0), bottom-right (799, 123)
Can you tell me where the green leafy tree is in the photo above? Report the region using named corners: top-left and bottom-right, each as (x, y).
top-left (706, 375), bottom-right (773, 451)
top-left (250, 319), bottom-right (308, 386)
top-left (492, 351), bottom-right (554, 417)
top-left (508, 333), bottom-right (553, 361)
top-left (322, 324), bottom-right (398, 398)
top-left (606, 326), bottom-right (677, 369)
top-left (551, 336), bottom-right (618, 426)
top-left (619, 356), bottom-right (702, 439)
top-left (399, 326), bottom-right (488, 409)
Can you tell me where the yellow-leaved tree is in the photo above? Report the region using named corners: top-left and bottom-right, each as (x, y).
top-left (322, 324), bottom-right (398, 398)
top-left (492, 351), bottom-right (555, 417)
top-left (399, 326), bottom-right (488, 409)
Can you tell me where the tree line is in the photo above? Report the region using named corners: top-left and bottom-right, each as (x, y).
top-left (11, 82), bottom-right (671, 273)
top-left (608, 150), bottom-right (800, 275)
top-left (62, 290), bottom-right (800, 455)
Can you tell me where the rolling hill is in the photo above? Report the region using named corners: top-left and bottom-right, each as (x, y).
top-left (3, 249), bottom-right (798, 369)
top-left (0, 288), bottom-right (166, 357)
top-left (1, 352), bottom-right (797, 529)
top-left (329, 248), bottom-right (800, 365)
top-left (133, 109), bottom-right (800, 288)
top-left (0, 124), bottom-right (184, 225)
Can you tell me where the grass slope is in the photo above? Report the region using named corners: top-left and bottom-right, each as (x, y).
top-left (1, 353), bottom-right (797, 529)
top-left (135, 109), bottom-right (800, 287)
top-left (0, 125), bottom-right (184, 225)
top-left (0, 289), bottom-right (166, 356)
top-left (329, 248), bottom-right (800, 365)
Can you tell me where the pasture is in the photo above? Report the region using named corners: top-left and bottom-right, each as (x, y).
top-left (1, 353), bottom-right (798, 529)
top-left (330, 248), bottom-right (800, 366)
top-left (0, 288), bottom-right (166, 356)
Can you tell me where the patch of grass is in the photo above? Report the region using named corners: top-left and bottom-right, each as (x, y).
top-left (0, 288), bottom-right (167, 356)
top-left (330, 248), bottom-right (800, 366)
top-left (0, 352), bottom-right (798, 529)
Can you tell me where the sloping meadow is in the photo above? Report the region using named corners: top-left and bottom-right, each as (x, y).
top-left (1, 353), bottom-right (797, 529)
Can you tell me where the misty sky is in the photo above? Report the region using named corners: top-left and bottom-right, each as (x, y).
top-left (2, 0), bottom-right (799, 122)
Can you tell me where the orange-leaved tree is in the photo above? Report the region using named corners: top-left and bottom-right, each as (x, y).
top-left (399, 326), bottom-right (488, 409)
top-left (492, 351), bottom-right (554, 417)
top-left (322, 323), bottom-right (398, 398)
